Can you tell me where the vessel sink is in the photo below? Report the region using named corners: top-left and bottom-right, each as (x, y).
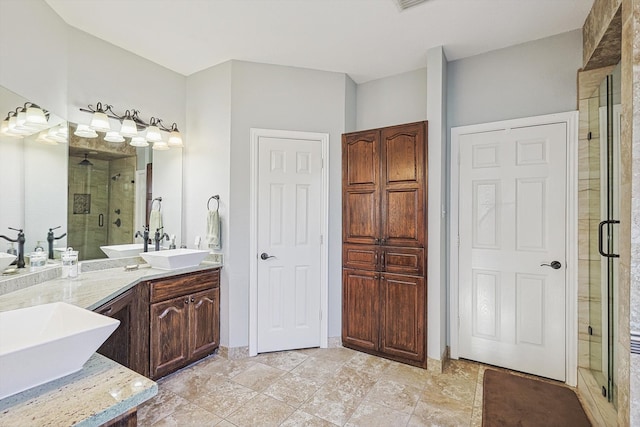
top-left (100, 243), bottom-right (165, 258)
top-left (0, 302), bottom-right (120, 399)
top-left (139, 248), bottom-right (209, 270)
top-left (0, 252), bottom-right (17, 271)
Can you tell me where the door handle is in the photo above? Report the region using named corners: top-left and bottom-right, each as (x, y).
top-left (598, 220), bottom-right (620, 258)
top-left (540, 261), bottom-right (562, 270)
top-left (260, 252), bottom-right (275, 260)
top-left (98, 213), bottom-right (104, 227)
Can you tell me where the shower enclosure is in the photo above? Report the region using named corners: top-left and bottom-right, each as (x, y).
top-left (585, 64), bottom-right (621, 405)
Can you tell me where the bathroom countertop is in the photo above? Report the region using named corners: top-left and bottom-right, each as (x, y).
top-left (0, 261), bottom-right (221, 426)
top-left (0, 261), bottom-right (222, 313)
top-left (0, 353), bottom-right (157, 427)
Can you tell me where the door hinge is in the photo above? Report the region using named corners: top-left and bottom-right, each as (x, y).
top-left (321, 158), bottom-right (324, 169)
top-left (320, 235), bottom-right (323, 244)
top-left (457, 235), bottom-right (460, 247)
top-left (588, 326), bottom-right (593, 335)
top-left (588, 131), bottom-right (592, 141)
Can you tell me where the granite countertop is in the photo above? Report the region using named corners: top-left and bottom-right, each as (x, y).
top-left (0, 261), bottom-right (222, 426)
top-left (0, 353), bottom-right (157, 427)
top-left (0, 262), bottom-right (222, 313)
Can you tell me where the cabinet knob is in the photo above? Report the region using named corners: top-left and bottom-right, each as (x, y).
top-left (381, 276), bottom-right (385, 280)
top-left (185, 299), bottom-right (189, 304)
top-left (374, 238), bottom-right (380, 245)
top-left (191, 297), bottom-right (195, 303)
top-left (374, 275), bottom-right (379, 280)
top-left (381, 238), bottom-right (386, 244)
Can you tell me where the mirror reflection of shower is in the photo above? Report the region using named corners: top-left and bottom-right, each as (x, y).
top-left (67, 124), bottom-right (143, 260)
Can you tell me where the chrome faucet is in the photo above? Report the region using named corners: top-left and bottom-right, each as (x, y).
top-left (0, 227), bottom-right (25, 268)
top-left (135, 226), bottom-right (150, 252)
top-left (154, 228), bottom-right (170, 252)
top-left (47, 226), bottom-right (67, 260)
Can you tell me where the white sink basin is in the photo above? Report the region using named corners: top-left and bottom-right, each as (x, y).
top-left (0, 252), bottom-right (17, 270)
top-left (0, 302), bottom-right (120, 399)
top-left (100, 243), bottom-right (165, 258)
top-left (139, 248), bottom-right (209, 270)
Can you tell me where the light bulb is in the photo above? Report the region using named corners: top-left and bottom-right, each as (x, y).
top-left (90, 111), bottom-right (110, 132)
top-left (129, 136), bottom-right (149, 147)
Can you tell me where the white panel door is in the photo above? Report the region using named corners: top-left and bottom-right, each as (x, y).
top-left (257, 137), bottom-right (322, 353)
top-left (458, 123), bottom-right (567, 381)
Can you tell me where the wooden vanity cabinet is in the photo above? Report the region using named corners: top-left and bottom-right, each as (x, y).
top-left (342, 121), bottom-right (427, 368)
top-left (149, 269), bottom-right (220, 379)
top-left (95, 284), bottom-right (150, 377)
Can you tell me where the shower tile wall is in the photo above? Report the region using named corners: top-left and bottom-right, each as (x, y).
top-left (108, 156), bottom-right (136, 246)
top-left (68, 156), bottom-right (109, 260)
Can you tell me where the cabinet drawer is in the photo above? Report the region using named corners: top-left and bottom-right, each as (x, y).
top-left (343, 244), bottom-right (378, 271)
top-left (150, 269), bottom-right (220, 303)
top-left (382, 247), bottom-right (424, 276)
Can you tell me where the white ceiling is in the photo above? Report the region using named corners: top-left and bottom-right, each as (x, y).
top-left (45, 0), bottom-right (593, 84)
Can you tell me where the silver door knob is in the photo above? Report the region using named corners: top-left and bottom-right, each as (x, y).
top-left (540, 261), bottom-right (562, 269)
top-left (260, 252), bottom-right (275, 260)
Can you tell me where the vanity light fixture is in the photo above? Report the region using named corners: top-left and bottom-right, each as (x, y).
top-left (1, 103), bottom-right (50, 138)
top-left (79, 102), bottom-right (183, 149)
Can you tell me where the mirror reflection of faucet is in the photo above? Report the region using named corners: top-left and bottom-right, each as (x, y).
top-left (0, 228), bottom-right (25, 268)
top-left (47, 226), bottom-right (67, 260)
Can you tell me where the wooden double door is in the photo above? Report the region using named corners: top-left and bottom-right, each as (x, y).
top-left (342, 121), bottom-right (428, 367)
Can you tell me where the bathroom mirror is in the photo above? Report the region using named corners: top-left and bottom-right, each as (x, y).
top-left (0, 85), bottom-right (68, 256)
top-left (0, 84), bottom-right (184, 261)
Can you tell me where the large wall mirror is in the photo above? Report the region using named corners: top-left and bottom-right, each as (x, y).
top-left (0, 85), bottom-right (183, 262)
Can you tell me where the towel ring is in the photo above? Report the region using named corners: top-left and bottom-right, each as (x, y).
top-left (152, 197), bottom-right (162, 211)
top-left (207, 195), bottom-right (220, 211)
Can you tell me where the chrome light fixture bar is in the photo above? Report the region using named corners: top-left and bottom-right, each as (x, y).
top-left (1, 103), bottom-right (51, 138)
top-left (79, 102), bottom-right (183, 149)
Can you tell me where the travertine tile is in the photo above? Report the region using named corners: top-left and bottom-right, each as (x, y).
top-left (150, 402), bottom-right (221, 426)
top-left (300, 385), bottom-right (363, 426)
top-left (231, 363), bottom-right (286, 392)
top-left (138, 388), bottom-right (191, 426)
top-left (343, 351), bottom-right (392, 374)
top-left (345, 401), bottom-right (411, 427)
top-left (255, 350), bottom-right (308, 371)
top-left (290, 356), bottom-right (345, 382)
top-left (280, 410), bottom-right (338, 426)
top-left (188, 380), bottom-right (257, 418)
top-left (322, 366), bottom-right (379, 398)
top-left (381, 361), bottom-right (431, 390)
top-left (364, 377), bottom-right (421, 414)
top-left (409, 395), bottom-right (473, 427)
top-left (225, 394), bottom-right (295, 427)
top-left (264, 373), bottom-right (323, 407)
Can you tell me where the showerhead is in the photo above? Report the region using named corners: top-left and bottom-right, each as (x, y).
top-left (111, 173), bottom-right (121, 181)
top-left (78, 153), bottom-right (93, 166)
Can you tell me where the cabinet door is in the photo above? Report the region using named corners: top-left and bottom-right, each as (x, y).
top-left (381, 246), bottom-right (425, 276)
top-left (343, 244), bottom-right (379, 271)
top-left (343, 130), bottom-right (380, 245)
top-left (380, 122), bottom-right (426, 247)
top-left (150, 296), bottom-right (189, 379)
top-left (342, 269), bottom-right (379, 351)
top-left (95, 289), bottom-right (135, 370)
top-left (379, 273), bottom-right (426, 364)
top-left (189, 288), bottom-right (220, 361)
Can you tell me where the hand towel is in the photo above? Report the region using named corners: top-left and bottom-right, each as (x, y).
top-left (149, 209), bottom-right (163, 234)
top-left (206, 209), bottom-right (221, 250)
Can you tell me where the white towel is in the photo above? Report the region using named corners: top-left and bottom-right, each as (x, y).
top-left (149, 209), bottom-right (163, 234)
top-left (206, 209), bottom-right (221, 250)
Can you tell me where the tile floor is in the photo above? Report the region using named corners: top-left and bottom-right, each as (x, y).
top-left (138, 347), bottom-right (486, 426)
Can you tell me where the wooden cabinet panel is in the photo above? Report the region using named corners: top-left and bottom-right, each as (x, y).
top-left (343, 190), bottom-right (379, 244)
top-left (379, 273), bottom-right (426, 364)
top-left (343, 244), bottom-right (378, 271)
top-left (149, 268), bottom-right (221, 379)
top-left (381, 247), bottom-right (424, 276)
top-left (381, 123), bottom-right (425, 186)
top-left (342, 269), bottom-right (379, 351)
top-left (343, 130), bottom-right (379, 187)
top-left (382, 188), bottom-right (424, 247)
top-left (150, 270), bottom-right (218, 303)
top-left (95, 284), bottom-right (149, 377)
top-left (150, 296), bottom-right (190, 379)
top-left (189, 288), bottom-right (220, 361)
